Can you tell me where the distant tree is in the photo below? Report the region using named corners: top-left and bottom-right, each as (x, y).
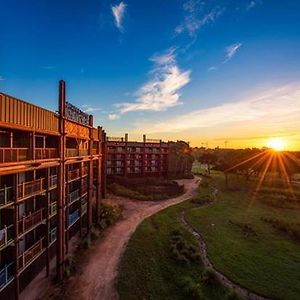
top-left (198, 153), bottom-right (218, 174)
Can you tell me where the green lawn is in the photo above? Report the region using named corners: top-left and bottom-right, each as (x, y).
top-left (117, 171), bottom-right (300, 300)
top-left (186, 172), bottom-right (300, 300)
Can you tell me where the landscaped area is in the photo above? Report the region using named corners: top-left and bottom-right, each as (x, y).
top-left (108, 176), bottom-right (185, 201)
top-left (117, 168), bottom-right (300, 300)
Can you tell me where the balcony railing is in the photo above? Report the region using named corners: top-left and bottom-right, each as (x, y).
top-left (18, 209), bottom-right (44, 234)
top-left (0, 148), bottom-right (30, 163)
top-left (18, 238), bottom-right (44, 270)
top-left (49, 227), bottom-right (57, 243)
top-left (91, 148), bottom-right (97, 155)
top-left (0, 262), bottom-right (14, 289)
top-left (68, 190), bottom-right (80, 204)
top-left (82, 166), bottom-right (88, 176)
top-left (66, 149), bottom-right (89, 158)
top-left (81, 182), bottom-right (88, 194)
top-left (68, 209), bottom-right (80, 227)
top-left (67, 169), bottom-right (80, 181)
top-left (81, 202), bottom-right (87, 215)
top-left (49, 174), bottom-right (58, 188)
top-left (0, 186), bottom-right (13, 207)
top-left (35, 148), bottom-right (58, 160)
top-left (17, 178), bottom-right (45, 200)
top-left (49, 202), bottom-right (57, 216)
top-left (0, 225), bottom-right (14, 249)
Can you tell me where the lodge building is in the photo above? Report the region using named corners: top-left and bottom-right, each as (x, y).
top-left (0, 81), bottom-right (106, 299)
top-left (106, 134), bottom-right (169, 177)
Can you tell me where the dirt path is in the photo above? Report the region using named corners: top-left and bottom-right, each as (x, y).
top-left (180, 188), bottom-right (270, 300)
top-left (66, 177), bottom-right (200, 300)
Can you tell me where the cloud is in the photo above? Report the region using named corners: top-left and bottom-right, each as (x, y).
top-left (208, 66), bottom-right (217, 71)
top-left (41, 66), bottom-right (56, 70)
top-left (81, 105), bottom-right (101, 113)
top-left (0, 76), bottom-right (4, 81)
top-left (223, 43), bottom-right (242, 63)
top-left (108, 113), bottom-right (120, 120)
top-left (112, 2), bottom-right (127, 31)
top-left (116, 48), bottom-right (191, 113)
top-left (175, 1), bottom-right (223, 36)
top-left (135, 85), bottom-right (300, 135)
top-left (246, 0), bottom-right (262, 10)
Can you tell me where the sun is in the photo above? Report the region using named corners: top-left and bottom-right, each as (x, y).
top-left (266, 137), bottom-right (286, 151)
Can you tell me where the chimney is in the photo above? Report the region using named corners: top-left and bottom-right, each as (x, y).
top-left (143, 134), bottom-right (146, 143)
top-left (125, 133), bottom-right (128, 142)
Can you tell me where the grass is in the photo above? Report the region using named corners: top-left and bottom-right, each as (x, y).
top-left (117, 195), bottom-right (235, 300)
top-left (186, 172), bottom-right (300, 300)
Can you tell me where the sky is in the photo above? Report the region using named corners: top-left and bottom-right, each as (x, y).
top-left (1, 0), bottom-right (300, 150)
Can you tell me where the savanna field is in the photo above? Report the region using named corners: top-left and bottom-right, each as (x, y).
top-left (117, 164), bottom-right (300, 300)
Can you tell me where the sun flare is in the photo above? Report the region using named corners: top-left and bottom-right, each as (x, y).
top-left (266, 138), bottom-right (286, 151)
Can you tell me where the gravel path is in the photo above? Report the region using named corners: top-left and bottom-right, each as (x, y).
top-left (66, 177), bottom-right (200, 300)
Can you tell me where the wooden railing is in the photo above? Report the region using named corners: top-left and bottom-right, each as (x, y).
top-left (68, 210), bottom-right (80, 227)
top-left (49, 174), bottom-right (58, 188)
top-left (49, 202), bottom-right (57, 216)
top-left (18, 238), bottom-right (44, 270)
top-left (82, 166), bottom-right (88, 176)
top-left (0, 148), bottom-right (30, 163)
top-left (18, 209), bottom-right (44, 234)
top-left (17, 178), bottom-right (45, 200)
top-left (35, 148), bottom-right (58, 160)
top-left (0, 186), bottom-right (13, 207)
top-left (81, 202), bottom-right (87, 215)
top-left (81, 182), bottom-right (88, 194)
top-left (91, 148), bottom-right (97, 155)
top-left (0, 262), bottom-right (14, 289)
top-left (66, 149), bottom-right (89, 158)
top-left (0, 225), bottom-right (14, 249)
top-left (68, 190), bottom-right (80, 204)
top-left (67, 169), bottom-right (80, 181)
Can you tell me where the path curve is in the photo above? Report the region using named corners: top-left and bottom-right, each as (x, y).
top-left (67, 177), bottom-right (200, 300)
top-left (180, 198), bottom-right (270, 300)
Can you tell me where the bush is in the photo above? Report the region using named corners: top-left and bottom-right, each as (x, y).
top-left (226, 289), bottom-right (243, 300)
top-left (202, 268), bottom-right (219, 286)
top-left (97, 202), bottom-right (122, 230)
top-left (180, 276), bottom-right (206, 300)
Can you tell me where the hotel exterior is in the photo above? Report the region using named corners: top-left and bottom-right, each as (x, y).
top-left (106, 134), bottom-right (169, 177)
top-left (0, 81), bottom-right (106, 299)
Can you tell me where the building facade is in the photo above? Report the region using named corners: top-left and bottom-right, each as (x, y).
top-left (0, 81), bottom-right (106, 299)
top-left (106, 134), bottom-right (169, 177)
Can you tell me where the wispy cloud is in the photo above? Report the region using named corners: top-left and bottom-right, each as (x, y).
top-left (112, 2), bottom-right (127, 31)
top-left (208, 66), bottom-right (217, 72)
top-left (135, 85), bottom-right (300, 135)
top-left (108, 113), bottom-right (120, 120)
top-left (81, 105), bottom-right (101, 113)
top-left (223, 43), bottom-right (242, 63)
top-left (175, 1), bottom-right (223, 36)
top-left (246, 0), bottom-right (262, 10)
top-left (116, 48), bottom-right (191, 113)
top-left (41, 66), bottom-right (56, 70)
top-left (0, 76), bottom-right (4, 81)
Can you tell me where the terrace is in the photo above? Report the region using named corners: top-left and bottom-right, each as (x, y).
top-left (18, 209), bottom-right (45, 235)
top-left (0, 148), bottom-right (30, 163)
top-left (0, 224), bottom-right (14, 250)
top-left (0, 186), bottom-right (13, 208)
top-left (17, 178), bottom-right (45, 200)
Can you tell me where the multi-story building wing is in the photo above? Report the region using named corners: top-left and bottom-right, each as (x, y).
top-left (0, 81), bottom-right (106, 299)
top-left (106, 134), bottom-right (169, 177)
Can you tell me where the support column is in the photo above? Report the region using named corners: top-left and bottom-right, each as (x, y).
top-left (87, 115), bottom-right (93, 234)
top-left (13, 173), bottom-right (19, 300)
top-left (57, 80), bottom-right (66, 280)
top-left (101, 131), bottom-right (107, 199)
top-left (46, 168), bottom-right (50, 277)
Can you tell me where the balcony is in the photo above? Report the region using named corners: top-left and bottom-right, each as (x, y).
top-left (0, 225), bottom-right (14, 250)
top-left (66, 149), bottom-right (88, 158)
top-left (81, 198), bottom-right (87, 216)
top-left (49, 227), bottom-right (57, 243)
top-left (18, 238), bottom-right (44, 270)
top-left (49, 174), bottom-right (58, 189)
top-left (0, 148), bottom-right (30, 163)
top-left (68, 209), bottom-right (80, 227)
top-left (0, 186), bottom-right (13, 207)
top-left (17, 178), bottom-right (45, 200)
top-left (0, 263), bottom-right (14, 289)
top-left (91, 148), bottom-right (97, 155)
top-left (67, 169), bottom-right (80, 181)
top-left (68, 189), bottom-right (80, 204)
top-left (49, 202), bottom-right (57, 216)
top-left (18, 209), bottom-right (44, 235)
top-left (35, 148), bottom-right (58, 160)
top-left (82, 166), bottom-right (88, 176)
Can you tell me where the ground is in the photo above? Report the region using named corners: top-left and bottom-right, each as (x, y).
top-left (59, 177), bottom-right (199, 300)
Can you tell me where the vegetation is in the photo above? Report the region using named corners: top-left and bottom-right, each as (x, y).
top-left (117, 190), bottom-right (237, 300)
top-left (185, 171), bottom-right (300, 300)
top-left (108, 176), bottom-right (184, 201)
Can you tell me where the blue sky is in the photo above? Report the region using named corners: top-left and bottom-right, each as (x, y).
top-left (1, 0), bottom-right (300, 148)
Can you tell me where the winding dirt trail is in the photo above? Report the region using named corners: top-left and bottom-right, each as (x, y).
top-left (66, 177), bottom-right (200, 300)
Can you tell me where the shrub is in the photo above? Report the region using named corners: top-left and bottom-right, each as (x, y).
top-left (97, 202), bottom-right (122, 230)
top-left (226, 289), bottom-right (243, 300)
top-left (180, 276), bottom-right (206, 300)
top-left (202, 268), bottom-right (219, 286)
